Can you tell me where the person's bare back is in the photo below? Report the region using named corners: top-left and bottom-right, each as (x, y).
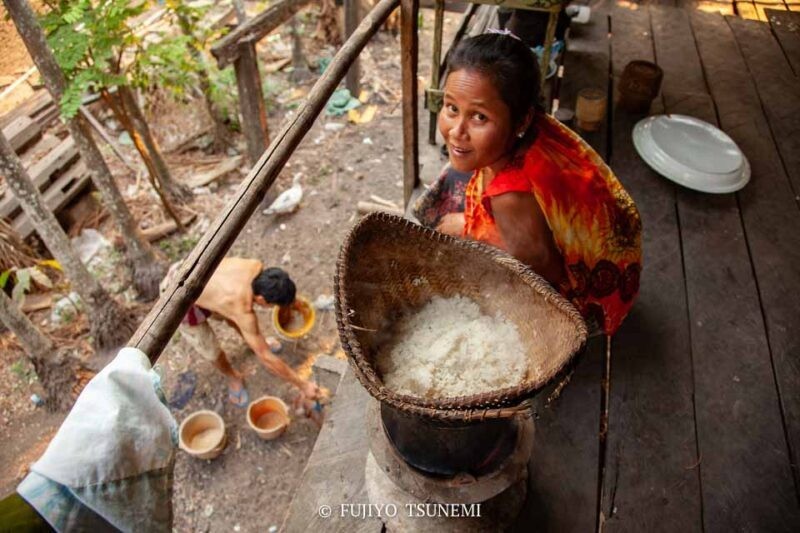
top-left (195, 257), bottom-right (263, 323)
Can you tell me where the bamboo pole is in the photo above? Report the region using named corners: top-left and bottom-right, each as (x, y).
top-left (401, 0), bottom-right (420, 207)
top-left (130, 0), bottom-right (401, 362)
top-left (428, 0), bottom-right (444, 144)
top-left (344, 0), bottom-right (361, 96)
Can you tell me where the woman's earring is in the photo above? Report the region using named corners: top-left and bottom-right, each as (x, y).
top-left (517, 131), bottom-right (525, 138)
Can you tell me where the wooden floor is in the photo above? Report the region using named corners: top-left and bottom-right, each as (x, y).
top-left (524, 2), bottom-right (800, 530)
top-left (283, 2), bottom-right (800, 532)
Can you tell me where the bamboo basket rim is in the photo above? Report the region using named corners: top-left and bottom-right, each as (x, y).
top-left (335, 213), bottom-right (588, 421)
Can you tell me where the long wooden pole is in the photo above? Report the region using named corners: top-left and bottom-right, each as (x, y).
top-left (401, 0), bottom-right (420, 207)
top-left (130, 0), bottom-right (401, 362)
top-left (428, 0), bottom-right (444, 144)
top-left (344, 0), bottom-right (361, 96)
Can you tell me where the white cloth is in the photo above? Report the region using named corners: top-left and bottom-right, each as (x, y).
top-left (17, 347), bottom-right (177, 532)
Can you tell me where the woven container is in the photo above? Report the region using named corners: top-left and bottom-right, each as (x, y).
top-left (575, 88), bottom-right (607, 132)
top-left (618, 60), bottom-right (663, 113)
top-left (335, 213), bottom-right (588, 422)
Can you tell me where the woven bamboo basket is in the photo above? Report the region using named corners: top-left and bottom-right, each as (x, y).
top-left (335, 213), bottom-right (588, 421)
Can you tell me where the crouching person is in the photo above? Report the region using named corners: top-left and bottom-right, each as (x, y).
top-left (162, 257), bottom-right (322, 407)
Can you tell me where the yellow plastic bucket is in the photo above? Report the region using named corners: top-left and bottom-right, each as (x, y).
top-left (272, 295), bottom-right (316, 340)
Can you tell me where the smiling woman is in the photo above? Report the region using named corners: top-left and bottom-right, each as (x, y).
top-left (428, 33), bottom-right (643, 335)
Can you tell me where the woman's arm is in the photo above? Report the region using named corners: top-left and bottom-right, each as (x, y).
top-left (491, 192), bottom-right (566, 287)
top-left (436, 212), bottom-right (466, 236)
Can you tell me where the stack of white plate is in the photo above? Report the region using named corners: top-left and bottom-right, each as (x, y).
top-left (632, 114), bottom-right (750, 194)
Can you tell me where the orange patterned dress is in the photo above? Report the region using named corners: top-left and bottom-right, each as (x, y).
top-left (464, 114), bottom-right (642, 334)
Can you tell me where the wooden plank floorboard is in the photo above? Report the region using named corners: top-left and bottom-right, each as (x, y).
top-left (651, 6), bottom-right (800, 530)
top-left (683, 1), bottom-right (735, 15)
top-left (692, 10), bottom-right (800, 523)
top-left (751, 0), bottom-right (788, 21)
top-left (516, 5), bottom-right (609, 530)
top-left (726, 17), bottom-right (800, 208)
top-left (281, 368), bottom-right (382, 533)
top-left (735, 1), bottom-right (762, 20)
top-left (600, 6), bottom-right (702, 531)
top-left (727, 16), bottom-right (800, 208)
top-left (561, 0), bottom-right (610, 159)
top-left (766, 9), bottom-right (800, 74)
top-left (519, 338), bottom-right (604, 532)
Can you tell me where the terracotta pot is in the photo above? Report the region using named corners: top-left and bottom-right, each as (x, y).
top-left (179, 410), bottom-right (227, 460)
top-left (247, 396), bottom-right (290, 440)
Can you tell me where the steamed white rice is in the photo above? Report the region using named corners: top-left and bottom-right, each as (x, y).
top-left (377, 295), bottom-right (527, 398)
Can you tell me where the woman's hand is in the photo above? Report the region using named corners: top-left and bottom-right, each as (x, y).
top-left (436, 212), bottom-right (466, 236)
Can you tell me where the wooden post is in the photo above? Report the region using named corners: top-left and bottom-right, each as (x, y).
top-left (234, 45), bottom-right (270, 166)
top-left (344, 0), bottom-right (361, 96)
top-left (401, 0), bottom-right (420, 207)
top-left (211, 0), bottom-right (314, 68)
top-left (230, 0), bottom-right (269, 167)
top-left (130, 0), bottom-right (400, 362)
top-left (428, 0), bottom-right (445, 144)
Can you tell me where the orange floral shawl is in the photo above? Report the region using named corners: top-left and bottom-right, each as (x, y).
top-left (464, 114), bottom-right (642, 334)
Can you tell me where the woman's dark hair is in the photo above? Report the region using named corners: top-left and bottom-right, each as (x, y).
top-left (252, 267), bottom-right (296, 305)
top-left (446, 33), bottom-right (542, 144)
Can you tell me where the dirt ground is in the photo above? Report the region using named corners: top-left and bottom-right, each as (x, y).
top-left (0, 5), bottom-right (457, 531)
top-left (0, 2), bottom-right (43, 116)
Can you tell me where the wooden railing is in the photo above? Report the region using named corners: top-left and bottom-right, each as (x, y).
top-left (130, 0), bottom-right (420, 363)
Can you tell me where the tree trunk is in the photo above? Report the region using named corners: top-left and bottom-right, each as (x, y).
top-left (289, 16), bottom-right (311, 83)
top-left (0, 275), bottom-right (84, 411)
top-left (4, 0), bottom-right (168, 301)
top-left (70, 114), bottom-right (169, 300)
top-left (102, 89), bottom-right (185, 231)
top-left (176, 13), bottom-right (232, 153)
top-left (197, 63), bottom-right (233, 153)
top-left (315, 0), bottom-right (342, 44)
top-left (117, 85), bottom-right (192, 203)
top-left (0, 131), bottom-right (136, 353)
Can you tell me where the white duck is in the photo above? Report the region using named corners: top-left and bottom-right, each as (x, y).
top-left (263, 173), bottom-right (303, 215)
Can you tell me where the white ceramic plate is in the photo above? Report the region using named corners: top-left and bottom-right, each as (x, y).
top-left (633, 115), bottom-right (750, 194)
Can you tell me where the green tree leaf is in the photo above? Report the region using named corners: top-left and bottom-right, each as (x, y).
top-left (0, 269), bottom-right (12, 290)
top-left (11, 268), bottom-right (32, 304)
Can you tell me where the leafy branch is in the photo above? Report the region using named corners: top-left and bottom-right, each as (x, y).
top-left (40, 0), bottom-right (200, 118)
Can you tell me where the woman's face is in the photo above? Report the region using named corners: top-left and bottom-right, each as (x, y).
top-left (438, 69), bottom-right (515, 173)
